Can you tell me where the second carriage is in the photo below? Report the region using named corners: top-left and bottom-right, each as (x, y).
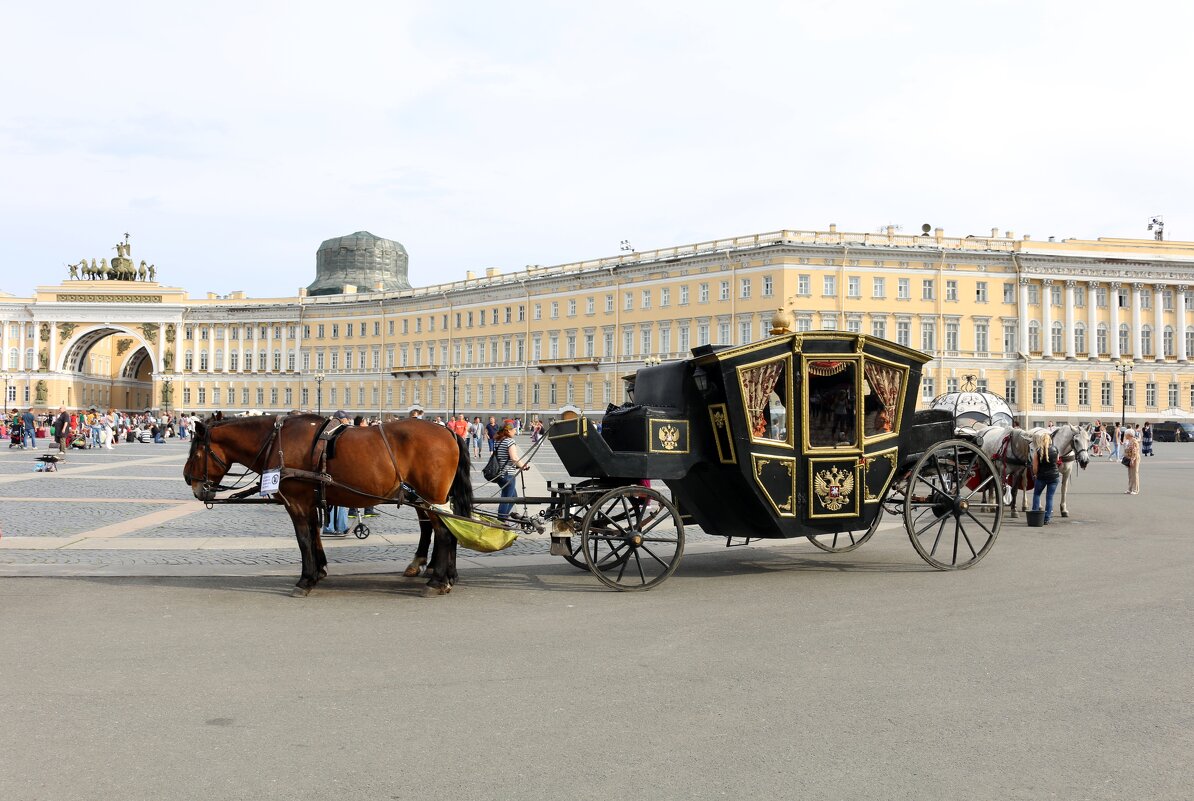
top-left (510, 329), bottom-right (1004, 590)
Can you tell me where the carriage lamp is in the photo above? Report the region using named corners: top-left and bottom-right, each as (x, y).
top-left (1114, 360), bottom-right (1133, 429)
top-left (692, 367), bottom-right (710, 394)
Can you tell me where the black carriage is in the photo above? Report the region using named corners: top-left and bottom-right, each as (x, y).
top-left (536, 331), bottom-right (1003, 590)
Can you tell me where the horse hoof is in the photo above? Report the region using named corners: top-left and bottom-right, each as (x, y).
top-left (291, 586), bottom-right (312, 598)
top-left (1061, 511), bottom-right (1069, 518)
top-left (403, 557), bottom-right (427, 578)
top-left (420, 584), bottom-right (452, 598)
top-left (318, 567), bottom-right (328, 579)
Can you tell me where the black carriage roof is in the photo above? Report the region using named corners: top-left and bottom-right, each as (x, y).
top-left (691, 331), bottom-right (932, 368)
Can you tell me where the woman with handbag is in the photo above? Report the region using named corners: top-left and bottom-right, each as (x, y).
top-left (493, 423), bottom-right (528, 520)
top-left (1122, 427), bottom-right (1140, 495)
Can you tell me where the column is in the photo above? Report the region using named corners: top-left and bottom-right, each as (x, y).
top-left (277, 324), bottom-right (287, 372)
top-left (206, 326), bottom-right (215, 374)
top-left (237, 325), bottom-right (246, 373)
top-left (1, 317), bottom-right (7, 371)
top-left (1041, 280), bottom-right (1054, 358)
top-left (1087, 281), bottom-right (1100, 360)
top-left (1130, 283), bottom-right (1142, 361)
top-left (1064, 280), bottom-right (1076, 359)
top-left (222, 325), bottom-right (230, 371)
top-left (1109, 282), bottom-right (1121, 359)
top-left (1017, 278), bottom-right (1030, 355)
top-left (47, 322), bottom-right (57, 373)
top-left (266, 324), bottom-right (275, 374)
top-left (18, 322), bottom-right (27, 370)
top-left (1154, 284), bottom-right (1166, 362)
top-left (1177, 286), bottom-right (1189, 363)
top-left (156, 322), bottom-right (166, 373)
top-left (292, 321), bottom-right (303, 373)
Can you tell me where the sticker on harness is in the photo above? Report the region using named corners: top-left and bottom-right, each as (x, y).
top-left (260, 469), bottom-right (281, 495)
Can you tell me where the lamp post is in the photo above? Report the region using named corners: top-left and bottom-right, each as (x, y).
top-left (315, 372), bottom-right (325, 416)
top-left (448, 369), bottom-right (461, 418)
top-left (1, 372), bottom-right (10, 409)
top-left (1115, 359), bottom-right (1134, 429)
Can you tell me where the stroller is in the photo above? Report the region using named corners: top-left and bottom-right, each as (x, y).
top-left (9, 425), bottom-right (24, 449)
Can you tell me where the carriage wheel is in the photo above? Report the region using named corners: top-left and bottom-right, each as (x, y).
top-left (581, 486), bottom-right (685, 591)
top-left (903, 439), bottom-right (1002, 570)
top-left (806, 507), bottom-right (884, 553)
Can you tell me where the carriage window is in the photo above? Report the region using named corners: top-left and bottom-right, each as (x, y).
top-left (862, 361), bottom-right (904, 438)
top-left (806, 360), bottom-right (858, 448)
top-left (740, 358), bottom-right (789, 444)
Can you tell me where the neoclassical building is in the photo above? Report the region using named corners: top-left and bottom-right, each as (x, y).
top-left (3, 226), bottom-right (1193, 426)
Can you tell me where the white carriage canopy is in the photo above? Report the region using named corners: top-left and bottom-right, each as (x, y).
top-left (930, 375), bottom-right (1015, 429)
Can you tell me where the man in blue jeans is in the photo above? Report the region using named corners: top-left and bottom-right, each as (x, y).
top-left (21, 408), bottom-right (36, 449)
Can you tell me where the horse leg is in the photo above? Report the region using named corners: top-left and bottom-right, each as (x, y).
top-left (286, 501), bottom-right (319, 596)
top-left (310, 506), bottom-right (329, 579)
top-left (420, 518), bottom-right (456, 598)
top-left (404, 509), bottom-right (433, 577)
top-left (1059, 466), bottom-right (1069, 517)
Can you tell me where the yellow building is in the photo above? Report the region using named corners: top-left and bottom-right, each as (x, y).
top-left (4, 225), bottom-right (1193, 426)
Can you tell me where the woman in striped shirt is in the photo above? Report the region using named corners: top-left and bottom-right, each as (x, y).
top-left (493, 422), bottom-right (528, 520)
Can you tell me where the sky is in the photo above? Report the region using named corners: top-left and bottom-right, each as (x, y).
top-left (2, 0), bottom-right (1191, 299)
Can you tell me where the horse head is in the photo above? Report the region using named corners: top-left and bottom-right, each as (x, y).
top-left (1068, 424), bottom-right (1091, 469)
top-left (183, 419), bottom-right (229, 502)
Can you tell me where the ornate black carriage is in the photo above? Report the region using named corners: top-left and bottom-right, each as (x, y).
top-left (543, 331), bottom-right (1003, 590)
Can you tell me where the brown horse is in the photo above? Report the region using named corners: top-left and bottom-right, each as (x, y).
top-left (183, 414), bottom-right (473, 596)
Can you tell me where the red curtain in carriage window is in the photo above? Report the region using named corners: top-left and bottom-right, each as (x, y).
top-left (742, 361), bottom-right (784, 437)
top-left (864, 362), bottom-right (901, 433)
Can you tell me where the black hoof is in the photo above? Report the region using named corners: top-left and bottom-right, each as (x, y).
top-left (291, 586), bottom-right (312, 598)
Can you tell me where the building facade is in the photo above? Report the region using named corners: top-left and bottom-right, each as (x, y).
top-left (3, 226), bottom-right (1193, 426)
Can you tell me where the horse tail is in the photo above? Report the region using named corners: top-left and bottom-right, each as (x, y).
top-left (449, 432), bottom-right (474, 517)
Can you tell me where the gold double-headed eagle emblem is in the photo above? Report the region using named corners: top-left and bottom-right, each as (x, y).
top-left (657, 424), bottom-right (681, 451)
top-left (814, 466), bottom-right (854, 512)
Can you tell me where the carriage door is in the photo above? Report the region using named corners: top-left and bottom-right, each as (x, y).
top-left (857, 355), bottom-right (910, 519)
top-left (736, 353), bottom-right (797, 519)
top-left (801, 356), bottom-right (865, 522)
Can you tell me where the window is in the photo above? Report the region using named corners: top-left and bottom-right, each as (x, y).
top-left (823, 276), bottom-right (837, 296)
top-left (624, 292), bottom-right (633, 311)
top-left (317, 324), bottom-right (325, 338)
top-left (719, 281), bottom-right (729, 301)
top-left (680, 286), bottom-right (689, 305)
top-left (550, 302), bottom-right (559, 319)
top-left (975, 321), bottom-right (988, 354)
top-left (1051, 322), bottom-right (1063, 354)
top-left (740, 357), bottom-right (790, 443)
top-left (641, 290), bottom-right (651, 309)
top-left (1029, 321), bottom-right (1041, 352)
top-left (921, 321), bottom-right (935, 352)
top-left (945, 280), bottom-right (958, 301)
top-left (921, 377), bottom-right (935, 401)
top-left (1117, 288), bottom-right (1128, 308)
top-left (1055, 381), bottom-right (1067, 407)
top-left (1003, 283), bottom-right (1015, 304)
top-left (697, 322), bottom-right (710, 346)
top-left (643, 328), bottom-right (653, 353)
top-left (1119, 324), bottom-right (1130, 355)
top-left (740, 278), bottom-right (751, 299)
top-left (717, 322), bottom-right (730, 344)
top-left (533, 304), bottom-right (541, 321)
top-left (1169, 382), bottom-right (1179, 408)
top-left (699, 283), bottom-right (710, 303)
top-left (345, 323), bottom-right (353, 338)
top-left (1027, 285), bottom-right (1039, 305)
top-left (1050, 284), bottom-right (1062, 306)
top-left (976, 282), bottom-right (988, 302)
top-left (184, 351), bottom-right (194, 371)
top-left (1032, 379), bottom-right (1044, 405)
top-left (798, 275), bottom-right (810, 296)
top-left (922, 279), bottom-right (934, 301)
top-left (1125, 381), bottom-right (1135, 407)
top-left (945, 321), bottom-right (959, 353)
top-left (898, 278), bottom-right (910, 300)
top-left (1097, 324), bottom-right (1108, 356)
top-left (762, 276), bottom-right (773, 297)
top-left (1075, 286), bottom-right (1086, 308)
top-left (331, 324), bottom-right (339, 339)
top-left (1005, 379), bottom-right (1017, 405)
top-left (1141, 289), bottom-right (1152, 310)
top-left (871, 319), bottom-right (887, 339)
top-left (847, 276), bottom-right (860, 298)
top-left (1141, 325), bottom-right (1153, 357)
top-left (585, 297), bottom-right (594, 314)
top-left (229, 352), bottom-right (239, 371)
top-left (1003, 323), bottom-right (1017, 356)
top-left (1075, 323), bottom-right (1086, 354)
top-left (1145, 382), bottom-right (1156, 408)
top-left (374, 321), bottom-right (380, 336)
top-left (199, 352), bottom-right (208, 371)
top-left (896, 320), bottom-right (910, 347)
top-left (739, 321), bottom-right (751, 344)
top-left (660, 288), bottom-right (670, 307)
top-left (1078, 380), bottom-right (1090, 407)
top-left (1163, 326), bottom-right (1174, 357)
top-left (1097, 286), bottom-right (1108, 308)
top-left (872, 277), bottom-right (886, 299)
top-left (1163, 289), bottom-right (1174, 310)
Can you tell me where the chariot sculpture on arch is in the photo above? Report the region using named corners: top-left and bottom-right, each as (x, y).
top-left (66, 233), bottom-right (160, 282)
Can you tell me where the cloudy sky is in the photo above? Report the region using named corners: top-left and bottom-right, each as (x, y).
top-left (2, 1), bottom-right (1190, 299)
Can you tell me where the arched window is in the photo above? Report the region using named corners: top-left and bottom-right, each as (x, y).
top-left (1141, 325), bottom-right (1153, 357)
top-left (1163, 325), bottom-right (1174, 357)
top-left (199, 351), bottom-right (209, 371)
top-left (1051, 321), bottom-right (1063, 353)
top-left (1097, 323), bottom-right (1108, 356)
top-left (184, 351), bottom-right (194, 371)
top-left (25, 348), bottom-right (34, 369)
top-left (7, 348), bottom-right (17, 369)
top-left (1075, 322), bottom-right (1087, 355)
top-left (1028, 321), bottom-right (1041, 352)
top-left (1118, 323), bottom-right (1130, 355)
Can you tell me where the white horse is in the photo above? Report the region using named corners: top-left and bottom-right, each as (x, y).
top-left (974, 424), bottom-right (1090, 518)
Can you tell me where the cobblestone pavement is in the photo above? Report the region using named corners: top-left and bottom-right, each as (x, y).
top-left (0, 435), bottom-right (722, 576)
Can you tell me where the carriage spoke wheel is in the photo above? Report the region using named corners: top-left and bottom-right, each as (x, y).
top-left (904, 439), bottom-right (1002, 570)
top-left (806, 507), bottom-right (884, 553)
top-left (581, 486), bottom-right (684, 591)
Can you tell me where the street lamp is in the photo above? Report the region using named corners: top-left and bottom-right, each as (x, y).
top-left (1, 372), bottom-right (11, 409)
top-left (314, 372), bottom-right (325, 415)
top-left (1114, 359), bottom-right (1134, 429)
top-left (448, 369), bottom-right (461, 418)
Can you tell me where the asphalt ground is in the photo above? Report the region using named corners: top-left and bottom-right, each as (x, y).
top-left (0, 438), bottom-right (1191, 800)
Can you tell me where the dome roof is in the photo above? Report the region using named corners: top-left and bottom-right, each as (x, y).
top-left (306, 231), bottom-right (411, 296)
top-left (931, 385), bottom-right (1015, 429)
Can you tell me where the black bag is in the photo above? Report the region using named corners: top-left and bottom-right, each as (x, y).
top-left (1121, 455), bottom-right (1131, 467)
top-left (482, 450), bottom-right (504, 482)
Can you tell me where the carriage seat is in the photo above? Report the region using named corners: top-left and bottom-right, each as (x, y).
top-left (601, 403), bottom-right (683, 452)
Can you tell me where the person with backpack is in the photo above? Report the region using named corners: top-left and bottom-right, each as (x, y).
top-left (1031, 429), bottom-right (1061, 525)
top-left (492, 422), bottom-right (528, 521)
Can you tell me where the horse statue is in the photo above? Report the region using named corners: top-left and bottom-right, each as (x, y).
top-left (975, 424), bottom-right (1090, 518)
top-left (184, 414), bottom-right (473, 597)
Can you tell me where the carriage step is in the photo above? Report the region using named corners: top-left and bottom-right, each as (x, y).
top-left (550, 537), bottom-right (570, 556)
top-left (724, 536), bottom-right (763, 548)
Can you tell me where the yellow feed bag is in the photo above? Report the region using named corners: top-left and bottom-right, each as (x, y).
top-left (441, 515), bottom-right (518, 553)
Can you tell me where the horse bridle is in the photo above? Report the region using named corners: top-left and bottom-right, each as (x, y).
top-left (188, 417), bottom-right (282, 496)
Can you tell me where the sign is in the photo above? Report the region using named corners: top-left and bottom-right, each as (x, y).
top-left (260, 469), bottom-right (281, 496)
